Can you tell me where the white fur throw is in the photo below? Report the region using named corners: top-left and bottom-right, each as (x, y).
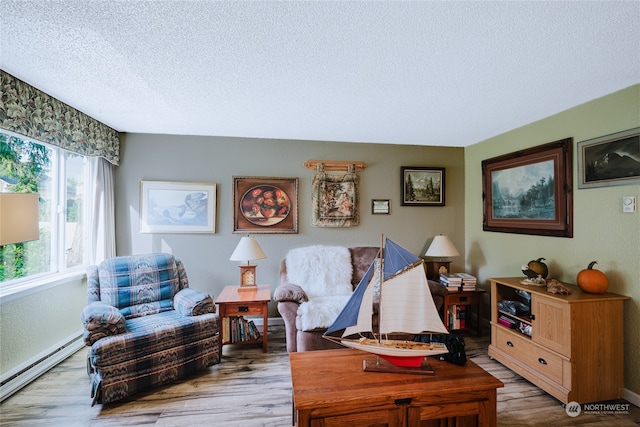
top-left (297, 295), bottom-right (352, 331)
top-left (285, 245), bottom-right (353, 299)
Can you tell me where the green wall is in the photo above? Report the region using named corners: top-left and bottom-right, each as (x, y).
top-left (465, 84), bottom-right (640, 395)
top-left (115, 136), bottom-right (465, 317)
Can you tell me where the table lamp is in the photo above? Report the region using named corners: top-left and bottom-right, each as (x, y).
top-left (230, 236), bottom-right (266, 291)
top-left (424, 234), bottom-right (459, 280)
top-left (0, 193), bottom-right (40, 246)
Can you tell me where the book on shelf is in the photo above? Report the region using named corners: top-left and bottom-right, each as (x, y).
top-left (222, 316), bottom-right (261, 343)
top-left (447, 304), bottom-right (467, 330)
top-left (498, 314), bottom-right (517, 329)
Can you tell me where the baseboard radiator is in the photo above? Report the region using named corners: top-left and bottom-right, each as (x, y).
top-left (0, 332), bottom-right (85, 402)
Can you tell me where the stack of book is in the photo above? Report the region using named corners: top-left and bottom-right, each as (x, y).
top-left (439, 272), bottom-right (477, 291)
top-left (439, 273), bottom-right (463, 291)
top-left (457, 273), bottom-right (477, 290)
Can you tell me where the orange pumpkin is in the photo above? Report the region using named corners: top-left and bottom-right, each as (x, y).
top-left (576, 261), bottom-right (609, 294)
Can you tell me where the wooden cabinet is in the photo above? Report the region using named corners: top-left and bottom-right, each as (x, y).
top-left (488, 277), bottom-right (629, 404)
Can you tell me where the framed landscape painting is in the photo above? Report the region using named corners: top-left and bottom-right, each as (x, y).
top-left (140, 181), bottom-right (216, 233)
top-left (233, 176), bottom-right (298, 234)
top-left (401, 167), bottom-right (445, 206)
top-left (577, 127), bottom-right (640, 189)
top-left (482, 138), bottom-right (573, 237)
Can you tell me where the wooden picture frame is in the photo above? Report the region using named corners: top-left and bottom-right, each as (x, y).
top-left (372, 199), bottom-right (390, 215)
top-left (401, 167), bottom-right (445, 206)
top-left (482, 138), bottom-right (573, 237)
top-left (140, 181), bottom-right (216, 233)
top-left (577, 127), bottom-right (640, 189)
top-left (233, 176), bottom-right (298, 234)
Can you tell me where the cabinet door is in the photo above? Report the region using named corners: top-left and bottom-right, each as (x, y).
top-left (531, 294), bottom-right (571, 357)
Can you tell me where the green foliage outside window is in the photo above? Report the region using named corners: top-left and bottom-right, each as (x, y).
top-left (0, 132), bottom-right (51, 282)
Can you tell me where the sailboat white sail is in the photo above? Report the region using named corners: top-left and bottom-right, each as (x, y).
top-left (324, 237), bottom-right (449, 368)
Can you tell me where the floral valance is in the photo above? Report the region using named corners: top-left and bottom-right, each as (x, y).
top-left (0, 70), bottom-right (120, 165)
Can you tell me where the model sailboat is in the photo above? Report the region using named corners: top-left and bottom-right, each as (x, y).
top-left (324, 237), bottom-right (449, 370)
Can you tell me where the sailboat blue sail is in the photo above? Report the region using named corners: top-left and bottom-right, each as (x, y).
top-left (325, 257), bottom-right (377, 336)
top-left (381, 238), bottom-right (421, 279)
top-left (324, 237), bottom-right (449, 368)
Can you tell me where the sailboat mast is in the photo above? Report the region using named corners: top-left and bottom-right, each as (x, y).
top-left (377, 234), bottom-right (385, 343)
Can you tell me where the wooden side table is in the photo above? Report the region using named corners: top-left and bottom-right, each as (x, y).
top-left (443, 289), bottom-right (485, 336)
top-left (217, 285), bottom-right (271, 353)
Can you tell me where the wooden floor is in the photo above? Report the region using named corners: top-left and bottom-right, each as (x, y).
top-left (1, 325), bottom-right (638, 426)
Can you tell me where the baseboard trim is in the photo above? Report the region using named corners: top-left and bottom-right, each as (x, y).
top-left (252, 317), bottom-right (284, 327)
top-left (0, 331), bottom-right (85, 402)
top-left (623, 388), bottom-right (640, 408)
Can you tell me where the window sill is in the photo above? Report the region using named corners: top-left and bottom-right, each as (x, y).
top-left (0, 270), bottom-right (86, 304)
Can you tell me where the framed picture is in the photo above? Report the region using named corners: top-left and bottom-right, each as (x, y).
top-left (140, 181), bottom-right (216, 233)
top-left (482, 138), bottom-right (573, 237)
top-left (401, 167), bottom-right (445, 206)
top-left (372, 199), bottom-right (390, 215)
top-left (577, 127), bottom-right (640, 189)
top-left (233, 176), bottom-right (298, 234)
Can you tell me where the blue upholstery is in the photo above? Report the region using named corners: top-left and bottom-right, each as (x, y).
top-left (82, 253), bottom-right (219, 405)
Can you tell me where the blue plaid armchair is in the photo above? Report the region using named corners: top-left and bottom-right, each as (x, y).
top-left (81, 253), bottom-right (220, 405)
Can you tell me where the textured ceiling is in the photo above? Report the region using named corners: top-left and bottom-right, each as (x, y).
top-left (1, 1), bottom-right (639, 147)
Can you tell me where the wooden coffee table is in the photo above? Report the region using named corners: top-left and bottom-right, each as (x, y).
top-left (290, 348), bottom-right (503, 426)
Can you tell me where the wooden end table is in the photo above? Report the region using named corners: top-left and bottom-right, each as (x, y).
top-left (290, 348), bottom-right (503, 426)
top-left (443, 288), bottom-right (486, 336)
top-left (217, 285), bottom-right (270, 353)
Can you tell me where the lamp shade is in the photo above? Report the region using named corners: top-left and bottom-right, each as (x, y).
top-left (425, 235), bottom-right (459, 258)
top-left (0, 193), bottom-right (40, 246)
top-left (230, 236), bottom-right (267, 263)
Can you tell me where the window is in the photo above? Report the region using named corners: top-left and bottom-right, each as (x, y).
top-left (0, 130), bottom-right (94, 284)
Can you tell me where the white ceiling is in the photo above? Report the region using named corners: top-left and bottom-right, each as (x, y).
top-left (1, 1), bottom-right (639, 147)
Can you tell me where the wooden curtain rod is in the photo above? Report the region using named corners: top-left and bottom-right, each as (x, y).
top-left (304, 160), bottom-right (368, 172)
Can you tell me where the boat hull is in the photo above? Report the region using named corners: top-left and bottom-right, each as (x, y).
top-left (338, 339), bottom-right (449, 368)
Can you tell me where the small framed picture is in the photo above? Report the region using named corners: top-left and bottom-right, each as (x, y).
top-left (372, 199), bottom-right (390, 215)
top-left (401, 167), bottom-right (445, 206)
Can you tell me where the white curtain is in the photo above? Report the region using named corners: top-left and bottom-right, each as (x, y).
top-left (90, 157), bottom-right (116, 263)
